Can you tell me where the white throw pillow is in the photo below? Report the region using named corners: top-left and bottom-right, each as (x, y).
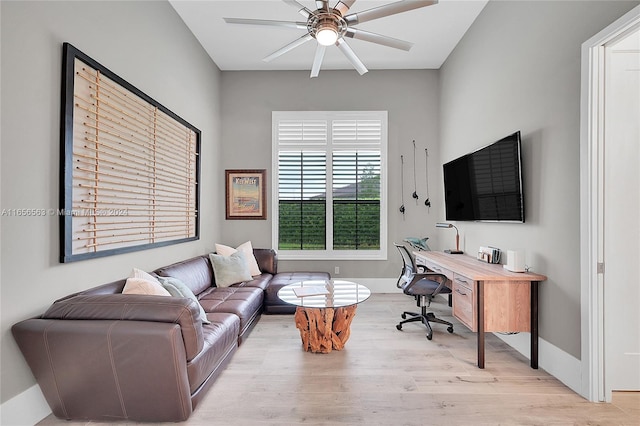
top-left (130, 268), bottom-right (161, 283)
top-left (215, 241), bottom-right (261, 276)
top-left (123, 277), bottom-right (171, 296)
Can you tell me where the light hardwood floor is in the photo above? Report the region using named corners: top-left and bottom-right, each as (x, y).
top-left (38, 294), bottom-right (639, 425)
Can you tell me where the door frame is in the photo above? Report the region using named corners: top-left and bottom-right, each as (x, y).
top-left (580, 5), bottom-right (640, 403)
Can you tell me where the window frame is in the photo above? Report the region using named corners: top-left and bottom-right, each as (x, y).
top-left (272, 111), bottom-right (388, 261)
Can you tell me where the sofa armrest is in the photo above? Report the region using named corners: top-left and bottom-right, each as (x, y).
top-left (12, 318), bottom-right (193, 421)
top-left (253, 248), bottom-right (277, 275)
top-left (42, 294), bottom-right (204, 360)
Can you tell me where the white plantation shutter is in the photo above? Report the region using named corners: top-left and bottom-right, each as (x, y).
top-left (332, 119), bottom-right (382, 145)
top-left (277, 120), bottom-right (328, 145)
top-left (273, 111), bottom-right (387, 260)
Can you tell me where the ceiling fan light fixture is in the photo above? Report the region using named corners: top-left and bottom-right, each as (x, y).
top-left (315, 21), bottom-right (339, 46)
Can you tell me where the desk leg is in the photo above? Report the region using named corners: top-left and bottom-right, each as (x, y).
top-left (530, 281), bottom-right (539, 369)
top-left (477, 281), bottom-right (485, 369)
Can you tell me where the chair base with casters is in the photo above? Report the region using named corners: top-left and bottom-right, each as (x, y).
top-left (394, 243), bottom-right (454, 340)
top-left (396, 295), bottom-right (454, 340)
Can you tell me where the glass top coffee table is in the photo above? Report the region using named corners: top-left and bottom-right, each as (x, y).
top-left (277, 280), bottom-right (371, 353)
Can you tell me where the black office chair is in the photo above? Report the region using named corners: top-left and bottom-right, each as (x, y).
top-left (394, 243), bottom-right (454, 340)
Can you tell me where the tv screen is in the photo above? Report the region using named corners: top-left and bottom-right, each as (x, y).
top-left (443, 131), bottom-right (524, 222)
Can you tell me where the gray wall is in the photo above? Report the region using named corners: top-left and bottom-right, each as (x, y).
top-left (220, 70), bottom-right (443, 278)
top-left (0, 1), bottom-right (222, 403)
top-left (439, 0), bottom-right (638, 359)
top-left (3, 0), bottom-right (637, 412)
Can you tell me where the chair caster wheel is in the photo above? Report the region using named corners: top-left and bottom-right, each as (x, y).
top-left (426, 334), bottom-right (433, 340)
top-left (401, 313), bottom-right (406, 319)
top-left (447, 326), bottom-right (454, 333)
top-left (396, 324), bottom-right (402, 331)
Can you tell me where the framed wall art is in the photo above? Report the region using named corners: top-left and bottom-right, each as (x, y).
top-left (225, 169), bottom-right (266, 220)
top-left (60, 43), bottom-right (201, 262)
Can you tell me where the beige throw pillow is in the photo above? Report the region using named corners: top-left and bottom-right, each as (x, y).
top-left (215, 241), bottom-right (261, 276)
top-left (122, 268), bottom-right (171, 296)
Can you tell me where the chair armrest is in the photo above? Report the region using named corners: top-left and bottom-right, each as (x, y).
top-left (42, 294), bottom-right (204, 360)
top-left (406, 272), bottom-right (450, 295)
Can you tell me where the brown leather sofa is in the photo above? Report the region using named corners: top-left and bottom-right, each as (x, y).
top-left (12, 248), bottom-right (329, 422)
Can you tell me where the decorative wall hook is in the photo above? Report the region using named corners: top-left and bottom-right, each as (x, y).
top-left (412, 140), bottom-right (419, 203)
top-left (424, 148), bottom-right (431, 210)
top-left (399, 155), bottom-right (406, 217)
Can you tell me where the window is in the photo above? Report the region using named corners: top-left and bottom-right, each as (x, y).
top-left (272, 111), bottom-right (387, 260)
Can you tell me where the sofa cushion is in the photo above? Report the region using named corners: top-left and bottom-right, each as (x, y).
top-left (253, 248), bottom-right (277, 275)
top-left (215, 241), bottom-right (261, 276)
top-left (154, 255), bottom-right (213, 296)
top-left (231, 273), bottom-right (273, 291)
top-left (198, 287), bottom-right (263, 335)
top-left (186, 313), bottom-right (239, 395)
top-left (209, 252), bottom-right (253, 287)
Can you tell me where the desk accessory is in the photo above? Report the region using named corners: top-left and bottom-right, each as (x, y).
top-left (504, 250), bottom-right (525, 272)
top-left (404, 237), bottom-right (430, 251)
top-left (436, 222), bottom-right (463, 254)
top-left (477, 246), bottom-right (501, 264)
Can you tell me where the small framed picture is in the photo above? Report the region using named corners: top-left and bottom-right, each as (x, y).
top-left (225, 169), bottom-right (267, 220)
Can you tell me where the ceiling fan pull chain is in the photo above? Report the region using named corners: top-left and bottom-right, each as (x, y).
top-left (412, 140), bottom-right (419, 203)
top-left (424, 148), bottom-right (431, 210)
top-left (399, 155), bottom-right (406, 217)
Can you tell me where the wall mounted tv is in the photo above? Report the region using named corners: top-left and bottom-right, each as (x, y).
top-left (443, 131), bottom-right (524, 222)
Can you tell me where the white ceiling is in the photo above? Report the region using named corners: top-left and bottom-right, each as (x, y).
top-left (169, 0), bottom-right (489, 73)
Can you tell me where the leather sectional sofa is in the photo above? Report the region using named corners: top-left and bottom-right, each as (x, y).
top-left (12, 248), bottom-right (329, 422)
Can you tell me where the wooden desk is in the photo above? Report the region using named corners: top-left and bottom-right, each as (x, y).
top-left (414, 251), bottom-right (547, 369)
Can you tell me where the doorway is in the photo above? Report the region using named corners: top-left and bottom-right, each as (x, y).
top-left (581, 5), bottom-right (640, 403)
top-left (603, 25), bottom-right (640, 399)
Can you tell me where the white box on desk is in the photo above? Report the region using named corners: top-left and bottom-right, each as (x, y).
top-left (504, 250), bottom-right (525, 272)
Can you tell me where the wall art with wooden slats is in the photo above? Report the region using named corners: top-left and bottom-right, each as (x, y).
top-left (60, 43), bottom-right (200, 262)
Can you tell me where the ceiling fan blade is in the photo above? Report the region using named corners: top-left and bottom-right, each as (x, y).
top-left (335, 0), bottom-right (357, 16)
top-left (310, 45), bottom-right (327, 78)
top-left (316, 1), bottom-right (329, 12)
top-left (345, 0), bottom-right (437, 25)
top-left (224, 17), bottom-right (308, 30)
top-left (344, 27), bottom-right (413, 51)
top-left (282, 0), bottom-right (312, 19)
top-left (263, 33), bottom-right (314, 63)
top-left (335, 38), bottom-right (368, 75)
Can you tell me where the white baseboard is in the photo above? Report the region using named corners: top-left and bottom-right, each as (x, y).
top-left (495, 332), bottom-right (582, 397)
top-left (1, 384), bottom-right (50, 426)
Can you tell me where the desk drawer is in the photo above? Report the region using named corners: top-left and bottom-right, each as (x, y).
top-left (452, 275), bottom-right (475, 331)
top-left (415, 255), bottom-right (454, 281)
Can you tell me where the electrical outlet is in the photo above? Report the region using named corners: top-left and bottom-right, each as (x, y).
top-left (334, 266), bottom-right (340, 275)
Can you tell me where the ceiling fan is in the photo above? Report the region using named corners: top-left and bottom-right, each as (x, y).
top-left (224, 0), bottom-right (438, 78)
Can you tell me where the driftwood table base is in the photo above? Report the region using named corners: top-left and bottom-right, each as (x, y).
top-left (294, 305), bottom-right (357, 353)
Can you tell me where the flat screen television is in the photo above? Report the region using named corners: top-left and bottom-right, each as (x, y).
top-left (443, 131), bottom-right (524, 222)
